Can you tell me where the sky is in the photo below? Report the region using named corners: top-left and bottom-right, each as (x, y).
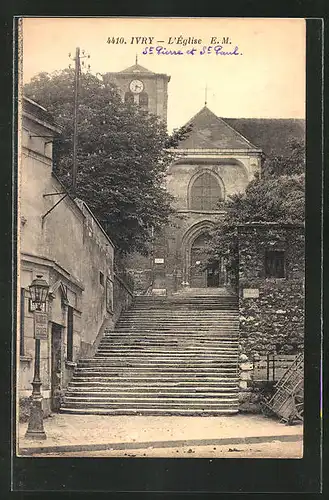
top-left (22, 17), bottom-right (306, 132)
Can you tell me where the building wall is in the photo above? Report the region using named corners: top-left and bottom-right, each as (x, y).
top-left (237, 224), bottom-right (305, 356)
top-left (19, 101), bottom-right (133, 417)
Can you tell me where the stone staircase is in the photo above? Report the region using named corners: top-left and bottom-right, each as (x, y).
top-left (61, 292), bottom-right (240, 416)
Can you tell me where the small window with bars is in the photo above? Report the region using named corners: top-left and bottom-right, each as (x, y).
top-left (265, 250), bottom-right (285, 278)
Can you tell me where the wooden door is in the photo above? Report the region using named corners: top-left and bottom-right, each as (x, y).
top-left (190, 233), bottom-right (208, 288)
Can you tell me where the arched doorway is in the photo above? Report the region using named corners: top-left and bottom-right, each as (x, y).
top-left (189, 232), bottom-right (221, 288)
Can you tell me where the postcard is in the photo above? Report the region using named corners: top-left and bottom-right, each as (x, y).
top-left (16, 17), bottom-right (307, 467)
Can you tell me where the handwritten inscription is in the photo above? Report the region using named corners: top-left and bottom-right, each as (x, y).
top-left (142, 45), bottom-right (242, 56)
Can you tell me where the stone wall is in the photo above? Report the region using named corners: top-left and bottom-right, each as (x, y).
top-left (237, 224), bottom-right (304, 356)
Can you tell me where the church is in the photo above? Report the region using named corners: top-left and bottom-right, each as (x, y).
top-left (19, 61), bottom-right (305, 423)
top-left (103, 61), bottom-right (305, 296)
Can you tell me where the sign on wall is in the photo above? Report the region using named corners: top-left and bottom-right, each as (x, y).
top-left (34, 311), bottom-right (49, 339)
top-left (243, 288), bottom-right (260, 299)
top-left (154, 258), bottom-right (164, 264)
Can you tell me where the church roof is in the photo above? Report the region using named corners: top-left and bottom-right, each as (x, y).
top-left (177, 106), bottom-right (258, 150)
top-left (178, 106), bottom-right (305, 156)
top-left (222, 117), bottom-right (305, 157)
top-left (119, 63), bottom-right (154, 74)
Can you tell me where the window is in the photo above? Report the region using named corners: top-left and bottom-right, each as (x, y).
top-left (124, 92), bottom-right (134, 104)
top-left (99, 271), bottom-right (104, 286)
top-left (265, 250), bottom-right (285, 278)
top-left (67, 306), bottom-right (74, 362)
top-left (190, 172), bottom-right (223, 211)
top-left (139, 92), bottom-right (148, 109)
top-left (20, 288), bottom-right (25, 356)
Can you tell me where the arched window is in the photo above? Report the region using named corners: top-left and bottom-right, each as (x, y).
top-left (139, 92), bottom-right (148, 109)
top-left (190, 172), bottom-right (223, 210)
top-left (124, 92), bottom-right (134, 104)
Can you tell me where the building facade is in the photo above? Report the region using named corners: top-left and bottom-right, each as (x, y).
top-left (18, 97), bottom-right (132, 417)
top-left (109, 62), bottom-right (305, 296)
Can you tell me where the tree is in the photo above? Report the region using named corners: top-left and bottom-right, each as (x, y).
top-left (206, 141), bottom-right (305, 265)
top-left (24, 69), bottom-right (190, 255)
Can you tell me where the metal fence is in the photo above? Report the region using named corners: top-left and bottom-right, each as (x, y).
top-left (252, 354), bottom-right (298, 382)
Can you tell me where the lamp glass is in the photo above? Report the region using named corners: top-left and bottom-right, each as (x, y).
top-left (29, 275), bottom-right (49, 306)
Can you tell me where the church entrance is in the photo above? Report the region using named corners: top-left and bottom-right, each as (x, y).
top-left (190, 233), bottom-right (221, 288)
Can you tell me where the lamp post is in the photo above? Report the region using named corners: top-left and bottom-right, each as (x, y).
top-left (25, 275), bottom-right (50, 440)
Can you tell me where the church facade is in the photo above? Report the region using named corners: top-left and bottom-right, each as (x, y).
top-left (105, 62), bottom-right (305, 296)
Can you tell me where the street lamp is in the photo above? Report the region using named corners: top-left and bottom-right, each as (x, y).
top-left (25, 275), bottom-right (50, 440)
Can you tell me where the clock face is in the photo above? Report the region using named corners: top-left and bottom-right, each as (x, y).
top-left (129, 79), bottom-right (144, 94)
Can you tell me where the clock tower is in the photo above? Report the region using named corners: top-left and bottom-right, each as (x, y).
top-left (103, 61), bottom-right (171, 124)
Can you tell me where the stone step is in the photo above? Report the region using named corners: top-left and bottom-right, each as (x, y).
top-left (60, 407), bottom-right (238, 415)
top-left (132, 299), bottom-right (237, 304)
top-left (119, 313), bottom-right (239, 318)
top-left (105, 332), bottom-right (239, 336)
top-left (73, 370), bottom-right (238, 377)
top-left (130, 306), bottom-right (238, 311)
top-left (66, 391), bottom-right (238, 398)
top-left (93, 347), bottom-right (239, 353)
top-left (121, 312), bottom-right (239, 317)
top-left (121, 312), bottom-right (239, 316)
top-left (116, 323), bottom-right (239, 327)
top-left (112, 331), bottom-right (239, 336)
top-left (71, 375), bottom-right (239, 382)
top-left (83, 354), bottom-right (238, 361)
top-left (95, 348), bottom-right (239, 361)
top-left (62, 290), bottom-right (240, 416)
top-left (132, 298), bottom-right (237, 302)
top-left (120, 315), bottom-right (239, 318)
top-left (61, 405), bottom-right (239, 414)
top-left (133, 297), bottom-right (237, 302)
top-left (101, 340), bottom-right (238, 346)
top-left (96, 344), bottom-right (238, 350)
top-left (115, 321), bottom-right (239, 331)
top-left (101, 340), bottom-right (238, 344)
top-left (72, 378), bottom-right (238, 384)
top-left (75, 363), bottom-right (238, 369)
top-left (64, 390), bottom-right (238, 398)
top-left (114, 323), bottom-right (239, 327)
top-left (85, 362), bottom-right (238, 369)
top-left (62, 398), bottom-right (239, 407)
top-left (92, 354), bottom-right (238, 361)
top-left (102, 331), bottom-right (238, 345)
top-left (66, 384), bottom-right (239, 392)
top-left (73, 376), bottom-right (238, 382)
